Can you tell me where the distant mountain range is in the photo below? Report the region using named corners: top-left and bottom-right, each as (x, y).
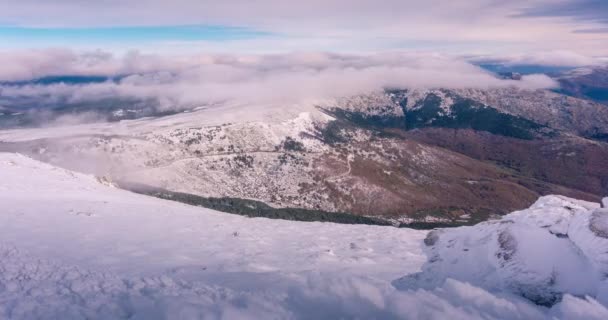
top-left (555, 66), bottom-right (608, 105)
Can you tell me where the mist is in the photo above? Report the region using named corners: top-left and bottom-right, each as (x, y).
top-left (0, 50), bottom-right (559, 116)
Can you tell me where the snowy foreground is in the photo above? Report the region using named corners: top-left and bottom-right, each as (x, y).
top-left (1, 152), bottom-right (607, 319)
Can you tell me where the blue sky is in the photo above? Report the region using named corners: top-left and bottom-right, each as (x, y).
top-left (0, 25), bottom-right (273, 49)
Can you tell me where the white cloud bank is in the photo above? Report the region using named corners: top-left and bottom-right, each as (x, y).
top-left (0, 50), bottom-right (558, 109)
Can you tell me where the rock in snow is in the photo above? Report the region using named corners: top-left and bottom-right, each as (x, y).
top-left (395, 195), bottom-right (608, 308)
top-left (1, 152), bottom-right (608, 319)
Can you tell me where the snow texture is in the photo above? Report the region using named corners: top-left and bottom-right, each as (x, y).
top-left (395, 195), bottom-right (608, 309)
top-left (1, 153), bottom-right (608, 319)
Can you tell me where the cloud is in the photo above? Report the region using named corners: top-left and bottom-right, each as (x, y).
top-left (0, 49), bottom-right (204, 81)
top-left (510, 51), bottom-right (603, 67)
top-left (469, 50), bottom-right (604, 67)
top-left (519, 0), bottom-right (608, 24)
top-left (574, 27), bottom-right (608, 34)
top-left (0, 50), bottom-right (558, 111)
top-left (0, 1), bottom-right (607, 55)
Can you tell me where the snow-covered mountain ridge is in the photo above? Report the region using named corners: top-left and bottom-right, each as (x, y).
top-left (1, 152), bottom-right (608, 319)
top-left (1, 87), bottom-right (607, 225)
top-left (331, 88), bottom-right (608, 140)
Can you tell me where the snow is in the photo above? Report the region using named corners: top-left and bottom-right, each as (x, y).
top-left (395, 195), bottom-right (608, 309)
top-left (0, 101), bottom-right (318, 143)
top-left (2, 88), bottom-right (606, 220)
top-left (333, 92), bottom-right (404, 117)
top-left (1, 152), bottom-right (608, 319)
top-left (0, 152), bottom-right (426, 318)
top-left (0, 153), bottom-right (425, 278)
top-left (0, 102), bottom-right (339, 212)
top-left (404, 89), bottom-right (455, 115)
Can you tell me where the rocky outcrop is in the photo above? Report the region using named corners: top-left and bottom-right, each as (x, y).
top-left (394, 195), bottom-right (608, 306)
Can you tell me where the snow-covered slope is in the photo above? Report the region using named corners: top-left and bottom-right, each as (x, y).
top-left (395, 195), bottom-right (608, 308)
top-left (1, 86), bottom-right (607, 223)
top-left (0, 152), bottom-right (426, 275)
top-left (1, 152), bottom-right (608, 319)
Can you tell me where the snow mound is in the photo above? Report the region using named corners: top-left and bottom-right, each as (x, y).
top-left (4, 244), bottom-right (608, 320)
top-left (394, 195), bottom-right (608, 307)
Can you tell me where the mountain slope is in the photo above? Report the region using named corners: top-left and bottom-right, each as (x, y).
top-left (1, 87), bottom-right (607, 225)
top-left (0, 152), bottom-right (428, 318)
top-left (1, 153), bottom-right (608, 319)
top-left (555, 67), bottom-right (608, 105)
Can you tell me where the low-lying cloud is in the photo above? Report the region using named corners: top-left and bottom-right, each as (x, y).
top-left (471, 50), bottom-right (604, 67)
top-left (0, 50), bottom-right (558, 110)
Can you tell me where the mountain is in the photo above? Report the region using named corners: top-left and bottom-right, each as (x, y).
top-left (0, 74), bottom-right (191, 128)
top-left (555, 67), bottom-right (608, 105)
top-left (1, 152), bottom-right (607, 319)
top-left (1, 86), bottom-right (607, 226)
